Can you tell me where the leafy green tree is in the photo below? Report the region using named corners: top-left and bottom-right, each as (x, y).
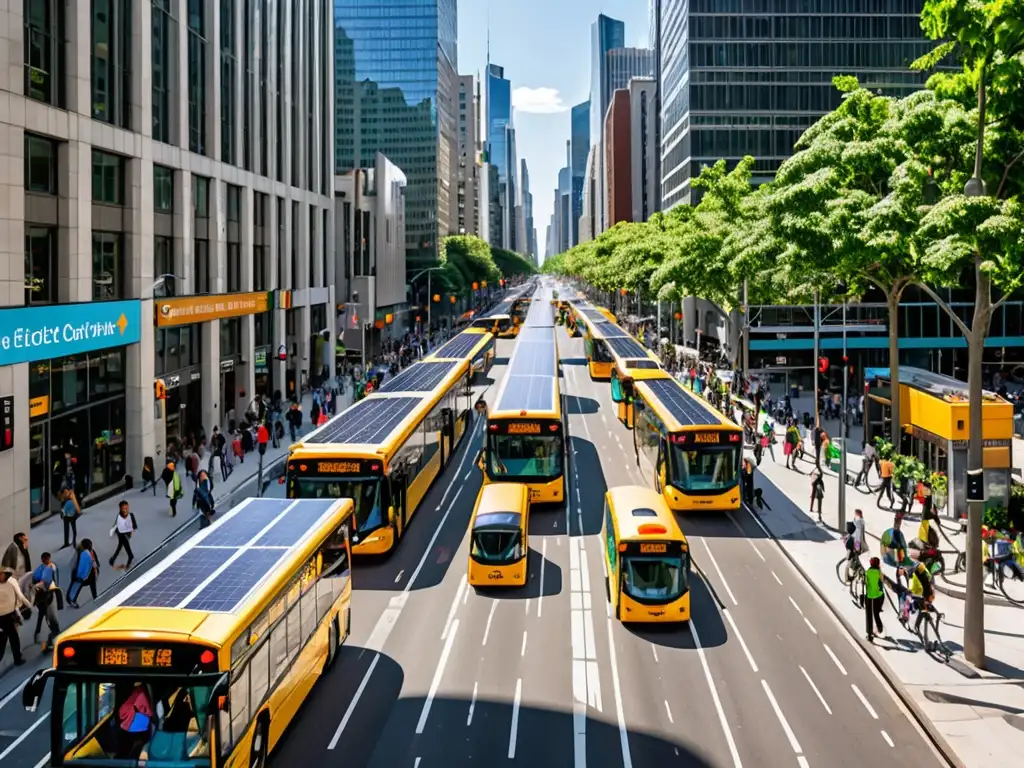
top-left (913, 0), bottom-right (1024, 667)
top-left (439, 235), bottom-right (501, 299)
top-left (490, 246), bottom-right (537, 279)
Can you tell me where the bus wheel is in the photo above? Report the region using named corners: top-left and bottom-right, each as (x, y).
top-left (326, 618), bottom-right (339, 668)
top-left (250, 718), bottom-right (269, 768)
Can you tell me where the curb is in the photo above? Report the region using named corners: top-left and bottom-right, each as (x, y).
top-left (740, 500), bottom-right (966, 768)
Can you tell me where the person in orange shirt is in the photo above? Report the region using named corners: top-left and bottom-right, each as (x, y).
top-left (877, 456), bottom-right (896, 508)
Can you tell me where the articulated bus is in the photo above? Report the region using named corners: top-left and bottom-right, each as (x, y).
top-left (434, 322), bottom-right (498, 375)
top-left (23, 497), bottom-right (355, 768)
top-left (482, 302), bottom-right (565, 503)
top-left (614, 370), bottom-right (743, 513)
top-left (287, 330), bottom-right (488, 554)
top-left (576, 309), bottom-right (660, 381)
top-left (603, 486), bottom-right (691, 624)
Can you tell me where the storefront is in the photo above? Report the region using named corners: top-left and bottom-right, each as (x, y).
top-left (0, 300), bottom-right (142, 518)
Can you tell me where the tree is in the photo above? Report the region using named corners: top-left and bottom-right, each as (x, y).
top-left (913, 0), bottom-right (1024, 668)
top-left (439, 235), bottom-right (502, 299)
top-left (490, 246), bottom-right (537, 279)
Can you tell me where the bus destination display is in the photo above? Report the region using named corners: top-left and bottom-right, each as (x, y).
top-left (507, 423), bottom-right (541, 435)
top-left (99, 646), bottom-right (174, 668)
top-left (624, 540), bottom-right (685, 557)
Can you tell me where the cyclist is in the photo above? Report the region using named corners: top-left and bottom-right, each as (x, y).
top-left (897, 561), bottom-right (935, 633)
top-left (843, 508), bottom-right (866, 573)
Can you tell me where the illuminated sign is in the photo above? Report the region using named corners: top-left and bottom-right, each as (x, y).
top-left (507, 423), bottom-right (541, 435)
top-left (318, 461), bottom-right (362, 474)
top-left (99, 646), bottom-right (174, 668)
top-left (639, 543), bottom-right (668, 554)
top-left (694, 432), bottom-right (721, 444)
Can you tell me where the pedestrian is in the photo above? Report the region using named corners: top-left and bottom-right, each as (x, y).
top-left (864, 556), bottom-right (886, 641)
top-left (193, 470), bottom-right (216, 528)
top-left (210, 427), bottom-right (229, 482)
top-left (67, 539), bottom-right (99, 608)
top-left (854, 441), bottom-right (876, 490)
top-left (740, 458), bottom-right (755, 505)
top-left (0, 565), bottom-right (31, 666)
top-left (2, 532), bottom-right (32, 592)
top-left (311, 398), bottom-right (321, 428)
top-left (877, 454), bottom-right (896, 508)
top-left (784, 422), bottom-right (800, 470)
top-left (810, 470), bottom-right (825, 521)
top-left (286, 403), bottom-right (303, 442)
top-left (60, 488), bottom-right (81, 549)
top-left (139, 457), bottom-right (157, 495)
top-left (30, 552), bottom-right (61, 649)
top-left (109, 501), bottom-right (137, 570)
top-left (164, 461), bottom-right (184, 516)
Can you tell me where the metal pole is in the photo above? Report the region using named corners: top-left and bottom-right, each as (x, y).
top-left (742, 278), bottom-right (750, 383)
top-left (257, 452), bottom-right (264, 497)
top-left (838, 297), bottom-right (847, 531)
top-left (427, 269), bottom-right (432, 334)
top-left (361, 322), bottom-right (366, 371)
top-left (813, 287), bottom-right (820, 428)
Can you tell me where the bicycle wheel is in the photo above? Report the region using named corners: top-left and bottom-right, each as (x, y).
top-left (923, 612), bottom-right (950, 662)
top-left (836, 556), bottom-right (851, 586)
top-left (997, 564), bottom-right (1024, 606)
top-left (851, 571), bottom-right (866, 607)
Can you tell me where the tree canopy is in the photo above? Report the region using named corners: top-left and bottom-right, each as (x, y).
top-left (437, 235), bottom-right (535, 296)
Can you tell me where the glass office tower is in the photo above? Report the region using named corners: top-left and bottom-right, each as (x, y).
top-left (590, 14), bottom-right (626, 148)
top-left (659, 0), bottom-right (938, 208)
top-left (334, 0), bottom-right (458, 272)
top-left (570, 100), bottom-right (590, 247)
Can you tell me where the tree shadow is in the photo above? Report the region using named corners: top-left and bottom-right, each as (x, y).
top-left (471, 547), bottom-right (563, 600)
top-left (923, 688), bottom-right (1024, 716)
top-left (568, 436), bottom-right (607, 536)
top-left (739, 470), bottom-right (837, 544)
top-left (565, 394), bottom-right (600, 415)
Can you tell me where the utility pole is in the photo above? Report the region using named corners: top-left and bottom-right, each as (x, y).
top-left (742, 278), bottom-right (750, 381)
top-left (838, 298), bottom-right (847, 531)
top-left (813, 288), bottom-right (821, 428)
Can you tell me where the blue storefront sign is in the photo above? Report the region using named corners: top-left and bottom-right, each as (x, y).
top-left (0, 300), bottom-right (142, 366)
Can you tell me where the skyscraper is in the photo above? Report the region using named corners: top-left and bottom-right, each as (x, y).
top-left (485, 63), bottom-right (513, 248)
top-left (657, 0), bottom-right (939, 209)
top-left (456, 74), bottom-right (481, 237)
top-left (606, 49), bottom-right (654, 99)
top-left (334, 0), bottom-right (458, 274)
top-left (589, 14), bottom-right (626, 236)
top-left (570, 100), bottom-right (590, 247)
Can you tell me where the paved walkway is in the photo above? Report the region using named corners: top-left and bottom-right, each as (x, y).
top-left (1, 380), bottom-right (353, 680)
top-left (748, 434), bottom-right (1024, 767)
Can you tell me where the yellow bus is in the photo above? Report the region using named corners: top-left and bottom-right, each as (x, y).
top-left (287, 334), bottom-right (485, 554)
top-left (467, 483), bottom-right (531, 587)
top-left (618, 372), bottom-right (743, 513)
top-left (603, 486), bottom-right (691, 624)
top-left (577, 312), bottom-right (660, 382)
top-left (482, 325), bottom-right (565, 503)
top-left (433, 324), bottom-right (497, 375)
top-left (22, 497), bottom-right (354, 768)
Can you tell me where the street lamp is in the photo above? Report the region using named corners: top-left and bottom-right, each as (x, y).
top-left (409, 266), bottom-right (445, 332)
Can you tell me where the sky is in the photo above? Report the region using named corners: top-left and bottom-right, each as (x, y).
top-left (457, 0), bottom-right (650, 254)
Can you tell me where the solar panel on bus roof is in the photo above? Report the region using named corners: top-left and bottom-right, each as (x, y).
top-left (606, 336), bottom-right (650, 359)
top-left (121, 549), bottom-right (222, 608)
top-left (378, 361), bottom-right (457, 393)
top-left (432, 332), bottom-right (483, 359)
top-left (644, 378), bottom-right (720, 427)
top-left (582, 309), bottom-right (607, 322)
top-left (255, 499), bottom-right (336, 547)
top-left (510, 342), bottom-right (556, 376)
top-left (597, 323), bottom-right (628, 338)
top-left (184, 549), bottom-right (285, 612)
top-left (518, 326), bottom-right (554, 342)
top-left (307, 396), bottom-right (423, 444)
top-left (200, 499), bottom-right (293, 546)
top-left (498, 375), bottom-right (555, 411)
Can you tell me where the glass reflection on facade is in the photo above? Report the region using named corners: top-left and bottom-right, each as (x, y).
top-left (334, 0), bottom-right (458, 273)
top-left (660, 0), bottom-right (945, 209)
top-left (570, 100), bottom-right (590, 246)
top-left (486, 64), bottom-right (511, 183)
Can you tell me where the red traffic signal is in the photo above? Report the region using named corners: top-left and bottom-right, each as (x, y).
top-left (817, 357), bottom-right (829, 374)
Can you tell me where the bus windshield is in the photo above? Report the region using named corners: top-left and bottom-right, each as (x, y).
top-left (668, 444), bottom-right (740, 492)
top-left (471, 527), bottom-right (524, 563)
top-left (289, 477), bottom-right (384, 533)
top-left (622, 553), bottom-right (689, 602)
top-left (487, 434), bottom-right (563, 479)
top-left (586, 337), bottom-right (614, 364)
top-left (56, 677), bottom-right (215, 765)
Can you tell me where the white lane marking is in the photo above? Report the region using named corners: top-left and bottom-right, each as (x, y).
top-left (463, 470), bottom-right (471, 481)
top-left (823, 644), bottom-right (848, 676)
top-left (788, 596), bottom-right (804, 616)
top-left (664, 700), bottom-right (675, 724)
top-left (799, 666), bottom-right (832, 715)
top-left (525, 598), bottom-right (531, 615)
top-left (414, 759), bottom-right (421, 768)
top-left (761, 679), bottom-right (803, 755)
top-left (538, 538), bottom-right (547, 617)
top-left (33, 753), bottom-right (50, 768)
top-left (467, 682), bottom-right (478, 726)
top-left (722, 610), bottom-right (759, 672)
top-left (328, 654), bottom-right (380, 749)
top-left (521, 630), bottom-right (529, 656)
top-left (881, 730), bottom-right (894, 748)
top-left (798, 758), bottom-right (810, 768)
top-left (483, 600), bottom-right (498, 645)
top-left (415, 618), bottom-right (460, 734)
top-left (0, 714), bottom-right (49, 761)
top-left (771, 571), bottom-right (783, 586)
top-left (652, 646), bottom-right (659, 663)
top-left (508, 678), bottom-right (523, 758)
top-left (692, 620), bottom-right (743, 767)
top-left (701, 539), bottom-right (738, 606)
top-left (0, 680), bottom-right (27, 712)
top-left (747, 540), bottom-right (766, 561)
top-left (606, 618), bottom-right (633, 768)
top-left (803, 617), bottom-right (818, 635)
top-left (441, 581), bottom-right (467, 640)
top-left (463, 585), bottom-right (469, 605)
top-left (394, 569), bottom-right (404, 584)
top-left (851, 684), bottom-right (879, 719)
top-left (405, 484), bottom-right (466, 593)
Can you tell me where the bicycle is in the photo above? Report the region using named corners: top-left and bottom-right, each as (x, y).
top-left (836, 543), bottom-right (866, 607)
top-left (886, 572), bottom-right (951, 662)
top-left (986, 556), bottom-right (1024, 606)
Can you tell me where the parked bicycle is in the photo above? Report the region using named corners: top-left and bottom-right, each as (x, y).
top-left (836, 543), bottom-right (866, 607)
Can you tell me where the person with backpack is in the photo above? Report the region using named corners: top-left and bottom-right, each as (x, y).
top-left (193, 470), bottom-right (216, 528)
top-left (809, 470), bottom-right (825, 521)
top-left (164, 461), bottom-right (184, 516)
top-left (67, 539), bottom-right (99, 608)
top-left (109, 501), bottom-right (138, 570)
top-left (60, 489), bottom-right (81, 549)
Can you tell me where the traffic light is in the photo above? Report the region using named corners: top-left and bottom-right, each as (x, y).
top-left (433, 293), bottom-right (440, 302)
top-left (817, 357), bottom-right (829, 374)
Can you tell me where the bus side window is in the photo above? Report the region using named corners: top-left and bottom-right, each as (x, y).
top-left (604, 502), bottom-right (616, 576)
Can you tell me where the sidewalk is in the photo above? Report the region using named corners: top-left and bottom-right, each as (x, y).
top-left (1, 379), bottom-right (353, 680)
top-left (748, 438), bottom-right (1024, 768)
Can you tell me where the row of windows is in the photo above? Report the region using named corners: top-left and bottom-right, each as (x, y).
top-left (689, 41), bottom-right (935, 70)
top-left (691, 14), bottom-right (930, 43)
top-left (29, 348), bottom-right (126, 413)
top-left (689, 0), bottom-right (928, 14)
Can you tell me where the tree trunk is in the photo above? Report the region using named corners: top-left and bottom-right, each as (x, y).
top-left (964, 254), bottom-right (992, 669)
top-left (886, 290), bottom-right (901, 443)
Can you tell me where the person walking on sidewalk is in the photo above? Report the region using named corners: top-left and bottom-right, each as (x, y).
top-left (109, 501), bottom-right (138, 570)
top-left (67, 539), bottom-right (99, 608)
top-left (810, 470), bottom-right (825, 521)
top-left (163, 461), bottom-right (184, 516)
top-left (60, 489), bottom-right (81, 549)
top-left (877, 455), bottom-right (896, 508)
top-left (864, 556), bottom-right (885, 641)
top-left (2, 532), bottom-right (31, 582)
top-left (286, 403), bottom-right (303, 443)
top-left (854, 441), bottom-right (876, 491)
top-left (193, 470), bottom-right (216, 528)
top-left (30, 552), bottom-right (61, 649)
top-left (0, 565), bottom-right (31, 666)
top-left (784, 421), bottom-right (801, 471)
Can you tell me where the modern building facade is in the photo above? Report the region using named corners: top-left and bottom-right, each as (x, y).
top-left (484, 63), bottom-right (513, 249)
top-left (334, 154), bottom-right (408, 358)
top-left (603, 78), bottom-right (659, 227)
top-left (334, 0), bottom-right (458, 275)
top-left (607, 48), bottom-right (655, 98)
top-left (504, 125), bottom-right (519, 251)
top-left (578, 145), bottom-right (598, 244)
top-left (457, 74), bottom-right (482, 237)
top-left (604, 91), bottom-right (633, 227)
top-left (570, 100), bottom-right (591, 247)
top-left (5, 0), bottom-right (335, 536)
top-left (658, 0), bottom-right (940, 208)
top-left (590, 14), bottom-right (626, 237)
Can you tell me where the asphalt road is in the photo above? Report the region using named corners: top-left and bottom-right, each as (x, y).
top-left (0, 300), bottom-right (947, 767)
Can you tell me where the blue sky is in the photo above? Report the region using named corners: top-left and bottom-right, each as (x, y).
top-left (457, 0), bottom-right (649, 251)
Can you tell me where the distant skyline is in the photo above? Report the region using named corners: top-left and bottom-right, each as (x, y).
top-left (458, 0), bottom-right (648, 257)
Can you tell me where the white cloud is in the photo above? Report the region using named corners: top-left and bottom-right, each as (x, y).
top-left (512, 86), bottom-right (568, 114)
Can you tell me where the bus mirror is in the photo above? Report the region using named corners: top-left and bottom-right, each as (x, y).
top-left (388, 506), bottom-right (396, 524)
top-left (611, 376), bottom-right (624, 403)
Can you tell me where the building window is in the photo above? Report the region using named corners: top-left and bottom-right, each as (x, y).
top-left (242, 0), bottom-right (253, 171)
top-left (25, 227), bottom-right (57, 305)
top-left (92, 151), bottom-right (125, 205)
top-left (193, 175), bottom-right (210, 217)
top-left (254, 312), bottom-right (270, 346)
top-left (92, 232), bottom-right (124, 300)
top-left (193, 239), bottom-right (210, 293)
top-left (226, 184), bottom-right (240, 221)
top-left (187, 0), bottom-right (207, 155)
top-left (154, 165), bottom-right (174, 212)
top-left (220, 318), bottom-right (241, 356)
top-left (220, 0), bottom-right (237, 165)
top-left (152, 0), bottom-right (174, 144)
top-left (227, 243), bottom-right (241, 292)
top-left (254, 245), bottom-right (267, 291)
top-left (24, 134), bottom-right (58, 194)
top-left (91, 0), bottom-right (131, 128)
top-left (154, 236), bottom-right (174, 295)
top-left (24, 0), bottom-right (65, 107)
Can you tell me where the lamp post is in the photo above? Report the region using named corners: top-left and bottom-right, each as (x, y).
top-left (410, 267), bottom-right (445, 333)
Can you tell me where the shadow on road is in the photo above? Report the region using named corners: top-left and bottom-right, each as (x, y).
top-left (565, 394), bottom-right (600, 415)
top-left (623, 571), bottom-right (728, 650)
top-left (471, 546), bottom-right (563, 600)
top-left (568, 436), bottom-right (607, 536)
